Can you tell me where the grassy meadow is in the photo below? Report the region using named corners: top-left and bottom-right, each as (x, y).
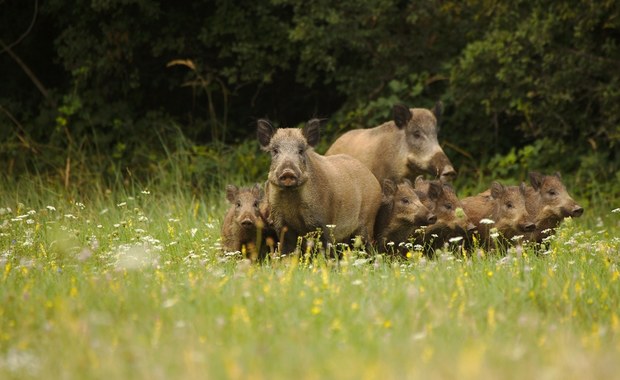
top-left (1, 177), bottom-right (619, 379)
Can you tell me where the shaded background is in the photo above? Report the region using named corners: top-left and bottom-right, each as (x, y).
top-left (1, 0), bottom-right (618, 198)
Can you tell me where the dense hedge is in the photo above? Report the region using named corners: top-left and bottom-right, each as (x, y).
top-left (1, 0), bottom-right (618, 195)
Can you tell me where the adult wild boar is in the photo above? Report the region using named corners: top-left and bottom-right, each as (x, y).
top-left (257, 118), bottom-right (382, 255)
top-left (325, 102), bottom-right (456, 183)
top-left (374, 179), bottom-right (436, 255)
top-left (524, 172), bottom-right (584, 243)
top-left (413, 176), bottom-right (476, 250)
top-left (461, 182), bottom-right (536, 247)
top-left (220, 183), bottom-right (277, 261)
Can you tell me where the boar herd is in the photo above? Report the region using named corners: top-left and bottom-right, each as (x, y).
top-left (221, 103), bottom-right (584, 261)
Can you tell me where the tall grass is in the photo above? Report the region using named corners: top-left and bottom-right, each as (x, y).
top-left (0, 174), bottom-right (619, 379)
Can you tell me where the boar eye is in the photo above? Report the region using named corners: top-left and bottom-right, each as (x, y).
top-left (401, 198), bottom-right (410, 204)
top-left (506, 202), bottom-right (514, 209)
top-left (548, 190), bottom-right (557, 196)
top-left (413, 130), bottom-right (422, 138)
top-left (444, 203), bottom-right (453, 210)
top-left (236, 201), bottom-right (241, 208)
top-left (272, 147), bottom-right (279, 155)
top-left (298, 147), bottom-right (304, 155)
top-left (253, 201), bottom-right (259, 208)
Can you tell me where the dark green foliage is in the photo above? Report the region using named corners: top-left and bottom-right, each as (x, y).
top-left (0, 0), bottom-right (618, 200)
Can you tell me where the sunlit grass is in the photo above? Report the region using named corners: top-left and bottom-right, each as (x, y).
top-left (1, 179), bottom-right (619, 379)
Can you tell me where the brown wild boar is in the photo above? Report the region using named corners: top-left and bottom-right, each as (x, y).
top-left (220, 183), bottom-right (276, 261)
top-left (413, 176), bottom-right (476, 250)
top-left (325, 102), bottom-right (456, 183)
top-left (257, 118), bottom-right (382, 255)
top-left (374, 179), bottom-right (436, 255)
top-left (461, 182), bottom-right (536, 247)
top-left (524, 172), bottom-right (584, 243)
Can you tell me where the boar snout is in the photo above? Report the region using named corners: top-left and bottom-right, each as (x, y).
top-left (240, 217), bottom-right (255, 228)
top-left (439, 165), bottom-right (457, 182)
top-left (427, 213), bottom-right (437, 225)
top-left (466, 223), bottom-right (477, 233)
top-left (521, 222), bottom-right (536, 232)
top-left (277, 168), bottom-right (299, 187)
top-left (571, 205), bottom-right (584, 217)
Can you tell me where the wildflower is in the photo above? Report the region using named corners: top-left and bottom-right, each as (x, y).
top-left (64, 214), bottom-right (77, 219)
top-left (480, 218), bottom-right (495, 225)
top-left (511, 235), bottom-right (524, 241)
top-left (117, 202), bottom-right (127, 207)
top-left (612, 208), bottom-right (620, 213)
top-left (449, 236), bottom-right (463, 243)
top-left (326, 224), bottom-right (336, 229)
top-left (141, 190), bottom-right (151, 195)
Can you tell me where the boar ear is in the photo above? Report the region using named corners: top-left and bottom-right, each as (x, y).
top-left (529, 172), bottom-right (543, 190)
top-left (251, 183), bottom-right (262, 199)
top-left (519, 182), bottom-right (527, 195)
top-left (431, 101), bottom-right (444, 123)
top-left (490, 181), bottom-right (505, 199)
top-left (427, 181), bottom-right (442, 201)
top-left (382, 179), bottom-right (396, 197)
top-left (554, 171), bottom-right (562, 179)
top-left (402, 178), bottom-right (413, 188)
top-left (226, 185), bottom-right (238, 203)
top-left (414, 175), bottom-right (426, 189)
top-left (304, 118), bottom-right (322, 147)
top-left (257, 119), bottom-right (275, 148)
top-left (393, 104), bottom-right (412, 129)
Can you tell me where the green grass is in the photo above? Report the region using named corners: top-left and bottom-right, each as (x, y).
top-left (1, 179), bottom-right (619, 379)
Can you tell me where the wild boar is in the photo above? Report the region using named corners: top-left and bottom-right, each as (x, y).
top-left (524, 172), bottom-right (584, 243)
top-left (257, 118), bottom-right (383, 255)
top-left (461, 182), bottom-right (536, 247)
top-left (220, 183), bottom-right (277, 261)
top-left (324, 102), bottom-right (456, 183)
top-left (413, 176), bottom-right (476, 250)
top-left (374, 178), bottom-right (436, 255)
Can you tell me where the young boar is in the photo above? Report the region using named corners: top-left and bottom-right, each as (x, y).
top-left (325, 102), bottom-right (456, 183)
top-left (258, 118), bottom-right (383, 255)
top-left (461, 182), bottom-right (536, 247)
top-left (220, 184), bottom-right (277, 261)
top-left (524, 172), bottom-right (584, 243)
top-left (374, 179), bottom-right (436, 255)
top-left (413, 176), bottom-right (476, 249)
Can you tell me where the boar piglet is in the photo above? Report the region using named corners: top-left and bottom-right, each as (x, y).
top-left (258, 118), bottom-right (382, 255)
top-left (220, 183), bottom-right (277, 261)
top-left (461, 182), bottom-right (536, 248)
top-left (525, 172), bottom-right (584, 243)
top-left (413, 176), bottom-right (476, 250)
top-left (374, 179), bottom-right (436, 255)
top-left (325, 102), bottom-right (455, 184)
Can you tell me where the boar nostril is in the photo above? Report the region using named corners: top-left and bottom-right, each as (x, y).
top-left (427, 214), bottom-right (437, 225)
top-left (572, 207), bottom-right (584, 217)
top-left (241, 219), bottom-right (254, 227)
top-left (523, 223), bottom-right (536, 232)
